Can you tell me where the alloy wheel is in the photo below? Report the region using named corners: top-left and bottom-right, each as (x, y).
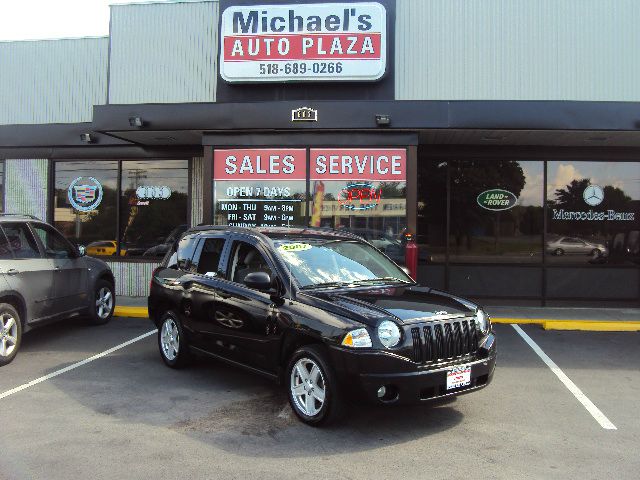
top-left (290, 357), bottom-right (326, 417)
top-left (96, 287), bottom-right (114, 320)
top-left (0, 312), bottom-right (18, 358)
top-left (160, 317), bottom-right (180, 361)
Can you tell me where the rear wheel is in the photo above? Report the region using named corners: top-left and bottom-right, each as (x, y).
top-left (0, 303), bottom-right (21, 367)
top-left (286, 345), bottom-right (344, 426)
top-left (88, 280), bottom-right (115, 325)
top-left (158, 311), bottom-right (190, 368)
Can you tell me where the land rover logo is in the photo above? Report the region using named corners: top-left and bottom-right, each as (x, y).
top-left (583, 185), bottom-right (604, 207)
top-left (292, 107), bottom-right (317, 122)
top-left (477, 189), bottom-right (518, 211)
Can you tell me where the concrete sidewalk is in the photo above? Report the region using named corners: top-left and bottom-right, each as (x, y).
top-left (114, 296), bottom-right (640, 331)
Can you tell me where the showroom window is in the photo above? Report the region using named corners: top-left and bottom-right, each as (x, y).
top-left (449, 159), bottom-right (544, 263)
top-left (53, 160), bottom-right (189, 260)
top-left (546, 161), bottom-right (639, 266)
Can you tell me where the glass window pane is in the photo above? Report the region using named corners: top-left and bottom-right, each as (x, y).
top-left (547, 161), bottom-right (640, 265)
top-left (31, 223), bottom-right (74, 259)
top-left (449, 160), bottom-right (544, 263)
top-left (53, 161), bottom-right (119, 257)
top-left (120, 160), bottom-right (189, 259)
top-left (192, 238), bottom-right (225, 275)
top-left (417, 157), bottom-right (447, 265)
top-left (0, 227), bottom-right (13, 259)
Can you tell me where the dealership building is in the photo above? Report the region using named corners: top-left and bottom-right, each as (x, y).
top-left (0, 0), bottom-right (638, 304)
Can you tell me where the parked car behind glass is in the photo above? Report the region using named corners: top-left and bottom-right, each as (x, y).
top-left (0, 215), bottom-right (116, 366)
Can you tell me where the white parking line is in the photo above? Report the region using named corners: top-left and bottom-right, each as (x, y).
top-left (511, 324), bottom-right (617, 430)
top-left (0, 330), bottom-right (156, 401)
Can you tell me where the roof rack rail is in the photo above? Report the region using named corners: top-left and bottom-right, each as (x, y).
top-left (0, 213), bottom-right (40, 220)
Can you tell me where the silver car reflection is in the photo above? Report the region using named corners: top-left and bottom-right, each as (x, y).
top-left (546, 236), bottom-right (608, 257)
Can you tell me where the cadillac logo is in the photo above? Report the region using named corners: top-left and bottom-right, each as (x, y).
top-left (68, 177), bottom-right (103, 212)
top-left (583, 185), bottom-right (604, 207)
top-left (291, 107), bottom-right (318, 122)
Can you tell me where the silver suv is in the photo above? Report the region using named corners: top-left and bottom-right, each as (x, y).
top-left (0, 215), bottom-right (116, 366)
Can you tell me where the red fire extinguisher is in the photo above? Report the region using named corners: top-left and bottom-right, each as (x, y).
top-left (404, 232), bottom-right (418, 281)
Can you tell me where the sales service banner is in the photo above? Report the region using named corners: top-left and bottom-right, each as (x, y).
top-left (309, 148), bottom-right (406, 180)
top-left (219, 2), bottom-right (387, 83)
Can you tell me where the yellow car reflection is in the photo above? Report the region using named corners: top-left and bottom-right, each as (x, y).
top-left (86, 241), bottom-right (127, 257)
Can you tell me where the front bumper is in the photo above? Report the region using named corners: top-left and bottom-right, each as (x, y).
top-left (329, 332), bottom-right (497, 405)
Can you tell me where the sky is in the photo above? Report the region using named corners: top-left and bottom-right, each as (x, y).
top-left (0, 0), bottom-right (174, 41)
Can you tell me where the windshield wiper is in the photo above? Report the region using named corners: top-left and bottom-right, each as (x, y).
top-left (300, 281), bottom-right (351, 290)
top-left (351, 277), bottom-right (413, 285)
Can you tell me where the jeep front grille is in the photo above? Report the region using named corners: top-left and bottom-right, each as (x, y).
top-left (410, 319), bottom-right (479, 364)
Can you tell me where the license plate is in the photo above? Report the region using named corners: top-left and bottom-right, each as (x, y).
top-left (446, 364), bottom-right (472, 390)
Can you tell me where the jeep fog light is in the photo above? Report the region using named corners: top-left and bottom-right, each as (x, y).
top-left (378, 321), bottom-right (401, 348)
top-left (475, 308), bottom-right (490, 335)
top-left (342, 328), bottom-right (372, 348)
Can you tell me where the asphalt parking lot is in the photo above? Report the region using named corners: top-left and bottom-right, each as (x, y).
top-left (1, 318), bottom-right (639, 480)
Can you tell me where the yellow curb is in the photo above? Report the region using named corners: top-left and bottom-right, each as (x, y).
top-left (493, 317), bottom-right (640, 332)
top-left (114, 306), bottom-right (148, 318)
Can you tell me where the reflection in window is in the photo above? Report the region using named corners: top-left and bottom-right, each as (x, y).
top-left (53, 161), bottom-right (118, 255)
top-left (449, 160), bottom-right (544, 263)
top-left (310, 180), bottom-right (407, 265)
top-left (120, 160), bottom-right (189, 258)
top-left (417, 158), bottom-right (447, 263)
top-left (547, 161), bottom-right (640, 265)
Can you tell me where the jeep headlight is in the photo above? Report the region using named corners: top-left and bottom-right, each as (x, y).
top-left (342, 328), bottom-right (372, 348)
top-left (475, 308), bottom-right (490, 335)
top-left (377, 320), bottom-right (401, 348)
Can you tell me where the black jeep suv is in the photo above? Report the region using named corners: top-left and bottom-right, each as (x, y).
top-left (149, 226), bottom-right (496, 426)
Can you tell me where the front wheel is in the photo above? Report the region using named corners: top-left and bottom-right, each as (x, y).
top-left (88, 280), bottom-right (115, 325)
top-left (158, 312), bottom-right (190, 368)
top-left (0, 303), bottom-right (22, 367)
top-left (286, 345), bottom-right (344, 426)
top-left (554, 248), bottom-right (564, 256)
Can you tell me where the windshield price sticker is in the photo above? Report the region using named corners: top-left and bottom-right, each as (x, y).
top-left (278, 243), bottom-right (312, 253)
top-left (220, 2), bottom-right (387, 82)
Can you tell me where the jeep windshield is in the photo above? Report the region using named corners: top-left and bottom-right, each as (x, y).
top-left (272, 237), bottom-right (414, 289)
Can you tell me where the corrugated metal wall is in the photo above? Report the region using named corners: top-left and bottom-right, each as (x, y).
top-left (396, 0), bottom-right (640, 101)
top-left (107, 261), bottom-right (160, 297)
top-left (3, 159), bottom-right (48, 219)
top-left (0, 38), bottom-right (108, 124)
top-left (108, 1), bottom-right (219, 104)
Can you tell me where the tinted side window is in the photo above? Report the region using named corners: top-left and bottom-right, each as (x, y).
top-left (0, 227), bottom-right (13, 259)
top-left (176, 235), bottom-right (198, 270)
top-left (228, 241), bottom-right (272, 285)
top-left (31, 224), bottom-right (75, 259)
top-left (2, 223), bottom-right (40, 259)
top-left (191, 238), bottom-right (226, 275)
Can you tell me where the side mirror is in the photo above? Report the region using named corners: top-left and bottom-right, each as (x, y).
top-left (77, 245), bottom-right (86, 257)
top-left (243, 271), bottom-right (273, 292)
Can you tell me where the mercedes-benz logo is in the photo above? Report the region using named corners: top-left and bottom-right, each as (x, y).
top-left (583, 185), bottom-right (604, 207)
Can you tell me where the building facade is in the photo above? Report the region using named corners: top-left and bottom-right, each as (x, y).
top-left (0, 0), bottom-right (638, 304)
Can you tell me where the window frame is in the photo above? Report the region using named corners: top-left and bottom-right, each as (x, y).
top-left (1, 221), bottom-right (44, 260)
top-left (50, 158), bottom-right (192, 263)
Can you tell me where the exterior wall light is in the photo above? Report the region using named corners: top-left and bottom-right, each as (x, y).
top-left (129, 116), bottom-right (144, 127)
top-left (375, 114), bottom-right (391, 126)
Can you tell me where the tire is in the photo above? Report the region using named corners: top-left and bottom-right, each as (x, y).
top-left (88, 279), bottom-right (115, 325)
top-left (0, 303), bottom-right (22, 367)
top-left (158, 311), bottom-right (191, 368)
top-left (286, 345), bottom-right (344, 427)
top-left (591, 248), bottom-right (601, 257)
top-left (554, 248), bottom-right (564, 256)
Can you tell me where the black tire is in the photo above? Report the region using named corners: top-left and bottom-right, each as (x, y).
top-left (88, 279), bottom-right (115, 325)
top-left (554, 248), bottom-right (564, 256)
top-left (158, 311), bottom-right (191, 368)
top-left (591, 248), bottom-right (601, 257)
top-left (286, 344), bottom-right (344, 427)
top-left (0, 303), bottom-right (22, 367)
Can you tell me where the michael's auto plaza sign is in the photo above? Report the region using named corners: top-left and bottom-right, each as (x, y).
top-left (219, 2), bottom-right (387, 82)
